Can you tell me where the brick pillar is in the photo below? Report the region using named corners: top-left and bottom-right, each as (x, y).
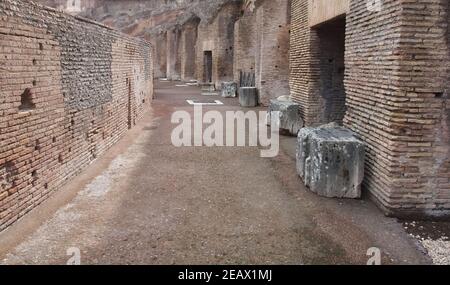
top-left (344, 0), bottom-right (450, 217)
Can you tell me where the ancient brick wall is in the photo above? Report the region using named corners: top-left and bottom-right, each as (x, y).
top-left (181, 19), bottom-right (200, 81)
top-left (149, 32), bottom-right (167, 79)
top-left (233, 9), bottom-right (257, 84)
top-left (196, 2), bottom-right (241, 89)
top-left (166, 28), bottom-right (181, 81)
top-left (344, 0), bottom-right (450, 217)
top-left (290, 0), bottom-right (450, 217)
top-left (289, 0), bottom-right (321, 125)
top-left (0, 0), bottom-right (153, 231)
top-left (254, 0), bottom-right (291, 106)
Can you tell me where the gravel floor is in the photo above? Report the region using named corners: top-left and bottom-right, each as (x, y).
top-left (403, 221), bottom-right (450, 265)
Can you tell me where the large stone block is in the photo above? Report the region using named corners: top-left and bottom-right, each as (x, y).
top-left (221, 82), bottom-right (237, 98)
top-left (238, 87), bottom-right (258, 107)
top-left (267, 98), bottom-right (304, 136)
top-left (297, 124), bottom-right (365, 199)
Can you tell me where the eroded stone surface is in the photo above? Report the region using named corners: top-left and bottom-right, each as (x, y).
top-left (221, 82), bottom-right (237, 98)
top-left (297, 124), bottom-right (365, 199)
top-left (268, 99), bottom-right (303, 136)
top-left (238, 87), bottom-right (258, 107)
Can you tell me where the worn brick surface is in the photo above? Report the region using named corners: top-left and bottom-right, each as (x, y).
top-left (181, 18), bottom-right (200, 82)
top-left (290, 0), bottom-right (450, 218)
top-left (0, 0), bottom-right (153, 231)
top-left (195, 2), bottom-right (241, 89)
top-left (255, 0), bottom-right (291, 106)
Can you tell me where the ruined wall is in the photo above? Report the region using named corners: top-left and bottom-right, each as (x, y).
top-left (196, 2), bottom-right (241, 88)
top-left (149, 32), bottom-right (167, 78)
top-left (255, 0), bottom-right (291, 106)
top-left (289, 0), bottom-right (321, 125)
top-left (0, 0), bottom-right (153, 231)
top-left (233, 9), bottom-right (257, 83)
top-left (181, 19), bottom-right (199, 81)
top-left (290, 0), bottom-right (450, 217)
top-left (344, 0), bottom-right (450, 217)
top-left (166, 28), bottom-right (182, 80)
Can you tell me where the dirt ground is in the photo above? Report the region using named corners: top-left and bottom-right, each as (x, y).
top-left (0, 81), bottom-right (435, 265)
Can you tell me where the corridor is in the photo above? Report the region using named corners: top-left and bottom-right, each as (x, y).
top-left (0, 82), bottom-right (429, 265)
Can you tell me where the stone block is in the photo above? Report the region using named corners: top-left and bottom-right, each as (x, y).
top-left (201, 83), bottom-right (215, 92)
top-left (267, 99), bottom-right (303, 136)
top-left (297, 124), bottom-right (365, 199)
top-left (239, 87), bottom-right (258, 107)
top-left (221, 82), bottom-right (237, 98)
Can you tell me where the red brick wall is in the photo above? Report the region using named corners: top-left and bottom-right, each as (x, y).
top-left (0, 0), bottom-right (153, 231)
top-left (255, 0), bottom-right (291, 106)
top-left (149, 32), bottom-right (167, 79)
top-left (289, 0), bottom-right (321, 125)
top-left (290, 0), bottom-right (450, 217)
top-left (196, 2), bottom-right (241, 89)
top-left (181, 19), bottom-right (199, 82)
top-left (167, 28), bottom-right (181, 81)
top-left (345, 0), bottom-right (450, 217)
top-left (233, 9), bottom-right (257, 83)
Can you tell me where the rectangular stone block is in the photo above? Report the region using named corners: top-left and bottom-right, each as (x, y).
top-left (297, 124), bottom-right (365, 199)
top-left (221, 82), bottom-right (237, 98)
top-left (238, 87), bottom-right (258, 107)
top-left (268, 99), bottom-right (304, 136)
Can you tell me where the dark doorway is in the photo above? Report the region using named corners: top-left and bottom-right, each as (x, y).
top-left (314, 16), bottom-right (346, 124)
top-left (203, 51), bottom-right (212, 83)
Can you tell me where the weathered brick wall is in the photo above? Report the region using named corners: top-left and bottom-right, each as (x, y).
top-left (289, 0), bottom-right (321, 125)
top-left (344, 0), bottom-right (450, 217)
top-left (233, 9), bottom-right (257, 83)
top-left (290, 0), bottom-right (450, 217)
top-left (196, 2), bottom-right (240, 89)
top-left (180, 18), bottom-right (199, 82)
top-left (149, 32), bottom-right (167, 79)
top-left (0, 0), bottom-right (153, 231)
top-left (166, 28), bottom-right (181, 81)
top-left (254, 0), bottom-right (291, 106)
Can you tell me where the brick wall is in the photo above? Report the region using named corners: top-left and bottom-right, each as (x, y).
top-left (167, 28), bottom-right (181, 81)
top-left (290, 0), bottom-right (450, 218)
top-left (233, 9), bottom-right (257, 83)
top-left (289, 0), bottom-right (321, 125)
top-left (0, 0), bottom-right (153, 231)
top-left (255, 0), bottom-right (291, 106)
top-left (181, 18), bottom-right (199, 82)
top-left (196, 2), bottom-right (240, 89)
top-left (149, 32), bottom-right (167, 79)
top-left (344, 0), bottom-right (450, 217)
